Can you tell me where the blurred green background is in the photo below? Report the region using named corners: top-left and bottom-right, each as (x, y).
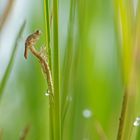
top-left (0, 0), bottom-right (140, 140)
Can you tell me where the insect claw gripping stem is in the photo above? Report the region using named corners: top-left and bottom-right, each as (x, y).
top-left (39, 45), bottom-right (46, 54)
top-left (24, 30), bottom-right (54, 100)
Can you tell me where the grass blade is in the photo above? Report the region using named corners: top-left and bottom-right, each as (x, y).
top-left (0, 0), bottom-right (15, 32)
top-left (61, 0), bottom-right (76, 131)
top-left (44, 0), bottom-right (52, 70)
top-left (116, 0), bottom-right (136, 139)
top-left (0, 21), bottom-right (26, 99)
top-left (52, 0), bottom-right (61, 139)
top-left (44, 0), bottom-right (54, 139)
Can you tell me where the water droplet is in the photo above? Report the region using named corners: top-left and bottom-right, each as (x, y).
top-left (133, 116), bottom-right (140, 127)
top-left (133, 121), bottom-right (140, 126)
top-left (82, 109), bottom-right (92, 118)
top-left (44, 89), bottom-right (50, 96)
top-left (45, 92), bottom-right (49, 96)
top-left (136, 117), bottom-right (140, 121)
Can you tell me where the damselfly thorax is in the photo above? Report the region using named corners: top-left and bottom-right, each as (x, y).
top-left (24, 30), bottom-right (41, 59)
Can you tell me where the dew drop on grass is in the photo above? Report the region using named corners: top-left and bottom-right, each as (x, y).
top-left (44, 89), bottom-right (50, 96)
top-left (45, 92), bottom-right (49, 96)
top-left (133, 117), bottom-right (140, 127)
top-left (82, 109), bottom-right (92, 119)
top-left (133, 121), bottom-right (140, 127)
top-left (45, 90), bottom-right (50, 96)
top-left (136, 117), bottom-right (140, 121)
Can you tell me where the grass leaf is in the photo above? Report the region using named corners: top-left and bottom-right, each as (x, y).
top-left (0, 21), bottom-right (26, 99)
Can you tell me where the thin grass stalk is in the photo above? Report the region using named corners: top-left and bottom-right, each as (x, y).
top-left (44, 0), bottom-right (52, 69)
top-left (43, 0), bottom-right (54, 139)
top-left (116, 0), bottom-right (136, 139)
top-left (61, 0), bottom-right (76, 129)
top-left (0, 21), bottom-right (26, 99)
top-left (0, 0), bottom-right (15, 31)
top-left (131, 1), bottom-right (140, 139)
top-left (19, 125), bottom-right (30, 140)
top-left (52, 0), bottom-right (61, 139)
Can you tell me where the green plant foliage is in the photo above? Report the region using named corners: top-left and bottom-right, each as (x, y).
top-left (1, 0), bottom-right (140, 140)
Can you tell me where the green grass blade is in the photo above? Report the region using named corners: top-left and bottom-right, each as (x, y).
top-left (52, 0), bottom-right (61, 139)
top-left (61, 0), bottom-right (76, 130)
top-left (44, 0), bottom-right (54, 139)
top-left (0, 0), bottom-right (15, 32)
top-left (44, 0), bottom-right (52, 70)
top-left (132, 1), bottom-right (140, 140)
top-left (0, 21), bottom-right (26, 99)
top-left (116, 0), bottom-right (136, 139)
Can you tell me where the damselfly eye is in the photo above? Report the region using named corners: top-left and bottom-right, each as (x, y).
top-left (35, 30), bottom-right (41, 35)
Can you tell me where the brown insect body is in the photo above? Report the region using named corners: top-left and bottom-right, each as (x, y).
top-left (24, 29), bottom-right (54, 98)
top-left (24, 30), bottom-right (41, 59)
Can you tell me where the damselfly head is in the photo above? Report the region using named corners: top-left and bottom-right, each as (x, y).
top-left (35, 30), bottom-right (42, 35)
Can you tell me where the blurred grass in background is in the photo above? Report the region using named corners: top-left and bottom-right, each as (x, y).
top-left (0, 0), bottom-right (140, 140)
